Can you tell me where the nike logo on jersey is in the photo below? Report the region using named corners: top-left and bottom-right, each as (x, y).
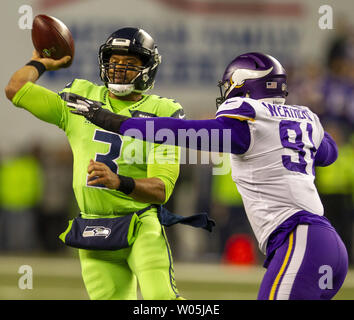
top-left (171, 109), bottom-right (186, 119)
top-left (224, 98), bottom-right (240, 105)
top-left (129, 110), bottom-right (157, 118)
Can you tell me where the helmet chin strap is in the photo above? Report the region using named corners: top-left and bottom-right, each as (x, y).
top-left (108, 83), bottom-right (135, 96)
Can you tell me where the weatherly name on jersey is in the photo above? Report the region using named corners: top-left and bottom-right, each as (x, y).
top-left (262, 102), bottom-right (313, 121)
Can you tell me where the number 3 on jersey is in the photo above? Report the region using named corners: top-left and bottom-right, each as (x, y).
top-left (279, 120), bottom-right (317, 175)
top-left (88, 129), bottom-right (123, 188)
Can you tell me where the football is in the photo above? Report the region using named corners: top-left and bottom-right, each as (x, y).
top-left (31, 14), bottom-right (75, 68)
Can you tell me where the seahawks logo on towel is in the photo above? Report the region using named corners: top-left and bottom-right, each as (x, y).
top-left (82, 226), bottom-right (111, 238)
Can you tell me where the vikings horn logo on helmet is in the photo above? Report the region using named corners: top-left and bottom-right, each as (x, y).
top-left (217, 52), bottom-right (288, 107)
top-left (230, 67), bottom-right (273, 87)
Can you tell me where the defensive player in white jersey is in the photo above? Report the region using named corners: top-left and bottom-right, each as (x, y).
top-left (65, 52), bottom-right (348, 300)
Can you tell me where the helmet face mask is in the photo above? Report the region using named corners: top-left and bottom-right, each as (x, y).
top-left (101, 57), bottom-right (144, 96)
top-left (99, 27), bottom-right (161, 96)
top-left (216, 52), bottom-right (288, 107)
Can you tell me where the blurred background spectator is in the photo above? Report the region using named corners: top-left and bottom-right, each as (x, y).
top-left (315, 121), bottom-right (354, 264)
top-left (0, 144), bottom-right (43, 251)
top-left (37, 144), bottom-right (77, 252)
top-left (211, 157), bottom-right (257, 265)
top-left (0, 143), bottom-right (77, 253)
top-left (287, 17), bottom-right (354, 264)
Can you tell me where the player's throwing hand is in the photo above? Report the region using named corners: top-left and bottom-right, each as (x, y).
top-left (31, 50), bottom-right (71, 71)
top-left (87, 159), bottom-right (120, 189)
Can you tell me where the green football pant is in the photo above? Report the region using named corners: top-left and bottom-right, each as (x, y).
top-left (78, 212), bottom-right (181, 300)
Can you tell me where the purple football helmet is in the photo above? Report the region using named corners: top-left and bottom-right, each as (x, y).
top-left (216, 52), bottom-right (288, 107)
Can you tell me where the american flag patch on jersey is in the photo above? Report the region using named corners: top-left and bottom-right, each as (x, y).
top-left (266, 82), bottom-right (277, 89)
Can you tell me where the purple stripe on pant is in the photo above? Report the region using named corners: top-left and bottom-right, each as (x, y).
top-left (258, 223), bottom-right (348, 300)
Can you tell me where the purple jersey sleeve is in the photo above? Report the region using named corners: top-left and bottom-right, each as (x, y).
top-left (215, 99), bottom-right (256, 121)
top-left (119, 116), bottom-right (251, 154)
top-left (314, 131), bottom-right (338, 167)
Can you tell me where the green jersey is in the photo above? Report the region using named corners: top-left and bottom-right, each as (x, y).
top-left (12, 79), bottom-right (182, 216)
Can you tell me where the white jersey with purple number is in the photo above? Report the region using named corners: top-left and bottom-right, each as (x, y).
top-left (216, 97), bottom-right (325, 253)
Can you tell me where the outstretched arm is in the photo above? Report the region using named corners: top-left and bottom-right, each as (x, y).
top-left (64, 100), bottom-right (251, 154)
top-left (119, 115), bottom-right (250, 154)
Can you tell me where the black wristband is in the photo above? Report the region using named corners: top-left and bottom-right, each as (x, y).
top-left (26, 60), bottom-right (46, 77)
top-left (117, 175), bottom-right (135, 195)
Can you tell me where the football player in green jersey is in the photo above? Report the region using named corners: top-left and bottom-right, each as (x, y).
top-left (5, 27), bottom-right (185, 300)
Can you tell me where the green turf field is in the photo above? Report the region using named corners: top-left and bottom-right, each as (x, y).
top-left (0, 254), bottom-right (353, 300)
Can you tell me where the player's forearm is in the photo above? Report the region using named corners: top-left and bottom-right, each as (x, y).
top-left (120, 116), bottom-right (250, 154)
top-left (6, 52), bottom-right (71, 101)
top-left (90, 109), bottom-right (250, 154)
top-left (129, 177), bottom-right (166, 204)
top-left (87, 160), bottom-right (167, 203)
top-left (5, 65), bottom-right (41, 101)
top-left (314, 132), bottom-right (338, 167)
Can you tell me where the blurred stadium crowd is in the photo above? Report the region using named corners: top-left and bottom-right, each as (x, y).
top-left (0, 22), bottom-right (353, 267)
